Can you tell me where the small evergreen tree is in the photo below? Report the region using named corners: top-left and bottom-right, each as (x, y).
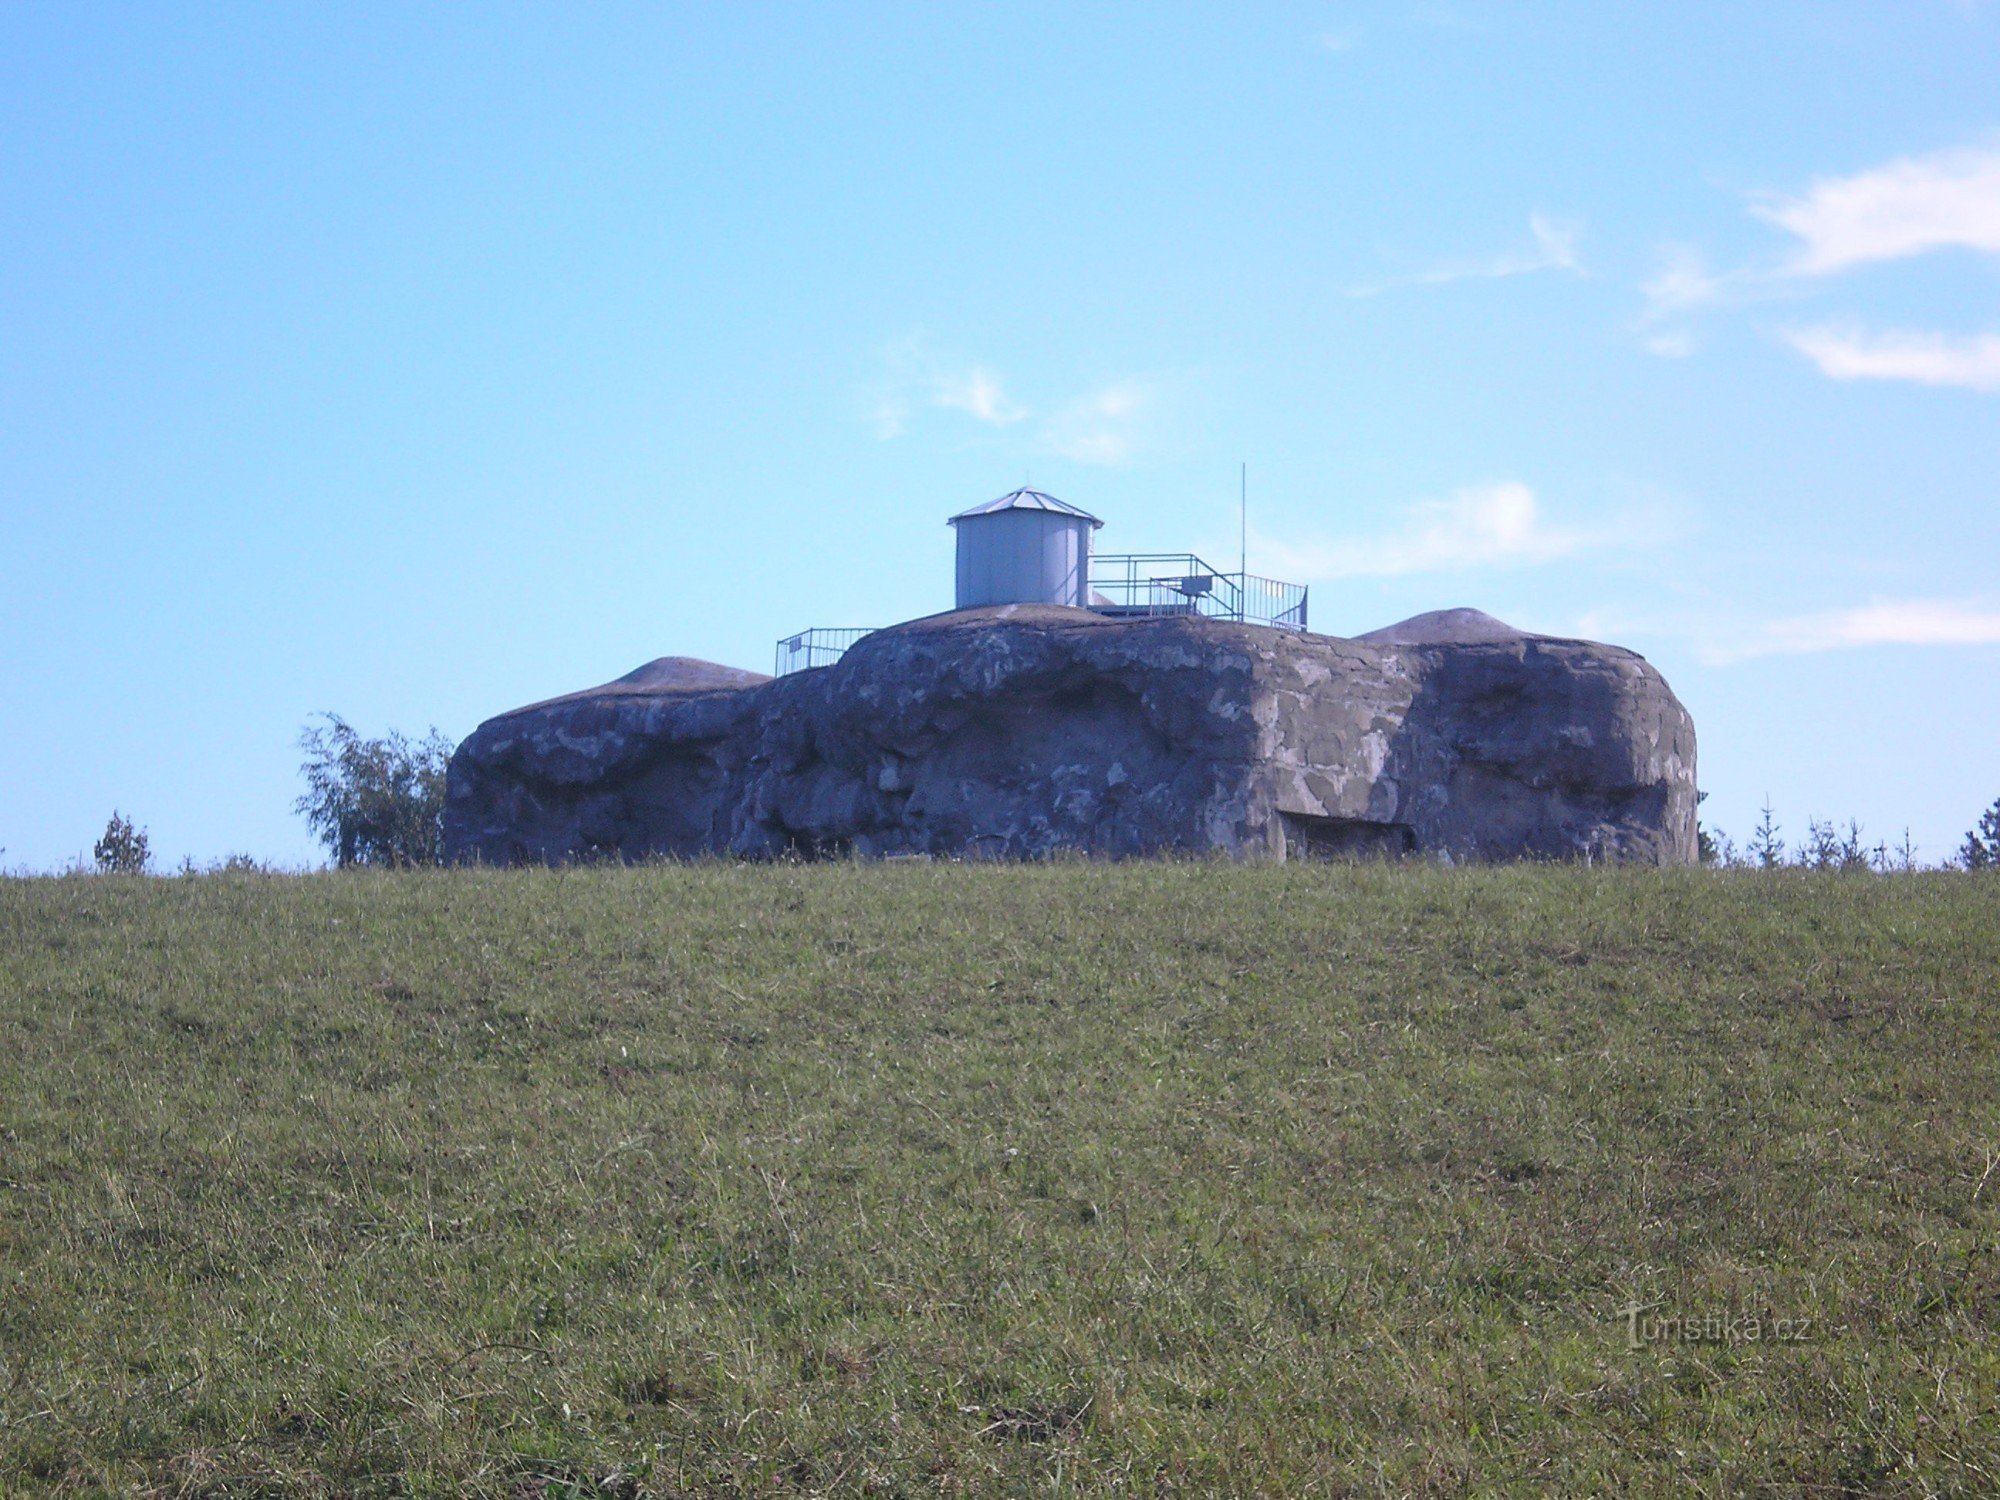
top-left (295, 715), bottom-right (454, 868)
top-left (1747, 799), bottom-right (1785, 869)
top-left (1796, 818), bottom-right (1869, 872)
top-left (1839, 818), bottom-right (1869, 872)
top-left (1962, 796), bottom-right (2000, 870)
top-left (93, 811), bottom-right (150, 874)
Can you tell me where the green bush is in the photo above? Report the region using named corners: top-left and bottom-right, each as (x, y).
top-left (294, 714), bottom-right (453, 868)
top-left (91, 811), bottom-right (150, 874)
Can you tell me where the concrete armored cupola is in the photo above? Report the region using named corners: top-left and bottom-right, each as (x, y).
top-left (947, 488), bottom-right (1104, 611)
top-left (450, 484), bottom-right (1696, 864)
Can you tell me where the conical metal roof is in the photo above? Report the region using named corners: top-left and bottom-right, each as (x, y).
top-left (948, 488), bottom-right (1104, 528)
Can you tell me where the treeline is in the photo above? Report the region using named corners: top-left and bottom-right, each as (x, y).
top-left (1701, 796), bottom-right (2000, 872)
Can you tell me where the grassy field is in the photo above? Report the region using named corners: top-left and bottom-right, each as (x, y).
top-left (1, 863), bottom-right (1996, 1497)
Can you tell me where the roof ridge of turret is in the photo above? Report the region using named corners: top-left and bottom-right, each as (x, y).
top-left (948, 488), bottom-right (1105, 527)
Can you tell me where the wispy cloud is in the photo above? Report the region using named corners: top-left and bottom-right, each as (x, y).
top-left (931, 366), bottom-right (1027, 426)
top-left (865, 335), bottom-right (1031, 438)
top-left (1345, 214), bottom-right (1583, 297)
top-left (1786, 325), bottom-right (2000, 392)
top-left (1314, 29), bottom-right (1357, 52)
top-left (1635, 247), bottom-right (1726, 356)
top-left (1707, 598), bottom-right (2000, 663)
top-left (1640, 245), bottom-right (1727, 319)
top-left (1261, 482), bottom-right (1640, 579)
top-left (1633, 243), bottom-right (1803, 355)
top-left (1041, 381), bottom-right (1149, 466)
top-left (865, 334), bottom-right (1184, 462)
top-left (1753, 142), bottom-right (2000, 275)
top-left (1642, 141), bottom-right (2000, 383)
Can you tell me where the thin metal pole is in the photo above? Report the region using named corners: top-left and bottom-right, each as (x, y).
top-left (1239, 462), bottom-right (1247, 619)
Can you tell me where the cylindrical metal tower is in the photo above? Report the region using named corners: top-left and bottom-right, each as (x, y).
top-left (948, 489), bottom-right (1104, 610)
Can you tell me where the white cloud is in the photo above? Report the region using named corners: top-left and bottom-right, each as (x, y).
top-left (1709, 599), bottom-right (2000, 663)
top-left (1640, 245), bottom-right (1725, 319)
top-left (1264, 482), bottom-right (1615, 579)
top-left (865, 337), bottom-right (1031, 437)
top-left (1315, 29), bottom-right (1356, 51)
top-left (865, 335), bottom-right (1182, 462)
top-left (1345, 214), bottom-right (1583, 297)
top-left (931, 366), bottom-right (1028, 426)
top-left (1041, 381), bottom-right (1148, 465)
top-left (1634, 246), bottom-right (1732, 357)
top-left (1753, 143), bottom-right (2000, 275)
top-left (1785, 325), bottom-right (2000, 392)
top-left (1639, 142), bottom-right (2000, 373)
top-left (1633, 241), bottom-right (1816, 355)
top-left (1524, 214), bottom-right (1584, 272)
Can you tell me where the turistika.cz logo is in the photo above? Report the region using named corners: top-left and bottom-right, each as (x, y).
top-left (1620, 1303), bottom-right (1815, 1351)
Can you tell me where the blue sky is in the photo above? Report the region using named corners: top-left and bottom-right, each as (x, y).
top-left (3, 2), bottom-right (1997, 868)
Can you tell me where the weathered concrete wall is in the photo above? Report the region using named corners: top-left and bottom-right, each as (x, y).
top-left (444, 605), bottom-right (1698, 865)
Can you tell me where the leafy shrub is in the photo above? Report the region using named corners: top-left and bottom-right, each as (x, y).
top-left (295, 715), bottom-right (454, 868)
top-left (93, 812), bottom-right (150, 874)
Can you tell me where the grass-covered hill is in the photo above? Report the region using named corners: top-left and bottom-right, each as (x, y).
top-left (1, 864), bottom-right (1996, 1496)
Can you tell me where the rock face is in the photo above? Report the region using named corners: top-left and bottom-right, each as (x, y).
top-left (444, 605), bottom-right (1698, 865)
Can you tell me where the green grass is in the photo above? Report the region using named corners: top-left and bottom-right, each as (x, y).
top-left (1, 863), bottom-right (1997, 1496)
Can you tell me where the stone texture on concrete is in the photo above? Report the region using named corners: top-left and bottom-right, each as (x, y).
top-left (443, 605), bottom-right (1698, 865)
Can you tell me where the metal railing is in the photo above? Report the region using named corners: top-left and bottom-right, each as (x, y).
top-left (1088, 554), bottom-right (1308, 632)
top-left (774, 626), bottom-right (877, 677)
top-left (773, 555), bottom-right (1307, 675)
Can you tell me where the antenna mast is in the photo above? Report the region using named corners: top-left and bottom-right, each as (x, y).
top-left (1239, 462), bottom-right (1247, 584)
